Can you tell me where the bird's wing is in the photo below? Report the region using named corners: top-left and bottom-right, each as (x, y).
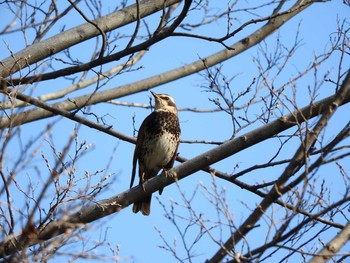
top-left (130, 113), bottom-right (150, 188)
top-left (130, 135), bottom-right (143, 189)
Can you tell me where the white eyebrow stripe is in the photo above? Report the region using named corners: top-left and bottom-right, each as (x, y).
top-left (159, 95), bottom-right (176, 104)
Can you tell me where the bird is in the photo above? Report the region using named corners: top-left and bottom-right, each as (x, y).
top-left (130, 91), bottom-right (180, 216)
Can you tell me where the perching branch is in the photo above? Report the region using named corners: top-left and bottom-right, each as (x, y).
top-left (1, 74), bottom-right (349, 257)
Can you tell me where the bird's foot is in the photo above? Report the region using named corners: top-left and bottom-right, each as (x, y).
top-left (162, 168), bottom-right (178, 181)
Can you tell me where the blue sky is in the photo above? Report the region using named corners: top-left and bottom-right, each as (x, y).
top-left (1, 1), bottom-right (350, 262)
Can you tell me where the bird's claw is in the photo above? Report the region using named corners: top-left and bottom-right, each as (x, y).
top-left (162, 168), bottom-right (178, 181)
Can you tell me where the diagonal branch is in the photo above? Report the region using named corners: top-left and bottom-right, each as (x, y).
top-left (0, 79), bottom-right (349, 258)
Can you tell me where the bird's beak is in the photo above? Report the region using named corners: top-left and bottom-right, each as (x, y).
top-left (150, 91), bottom-right (158, 98)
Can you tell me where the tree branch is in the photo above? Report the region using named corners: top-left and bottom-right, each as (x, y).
top-left (0, 78), bottom-right (349, 258)
top-left (308, 221), bottom-right (350, 263)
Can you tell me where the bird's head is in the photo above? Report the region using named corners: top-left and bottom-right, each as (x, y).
top-left (151, 91), bottom-right (178, 115)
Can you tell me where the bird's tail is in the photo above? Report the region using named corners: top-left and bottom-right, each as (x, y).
top-left (132, 195), bottom-right (152, 216)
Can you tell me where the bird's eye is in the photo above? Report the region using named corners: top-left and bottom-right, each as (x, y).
top-left (164, 97), bottom-right (169, 101)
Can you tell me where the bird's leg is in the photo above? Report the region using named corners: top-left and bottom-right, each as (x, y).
top-left (140, 171), bottom-right (147, 192)
top-left (162, 167), bottom-right (169, 177)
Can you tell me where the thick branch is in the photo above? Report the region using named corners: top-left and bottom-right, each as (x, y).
top-left (0, 83), bottom-right (349, 258)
